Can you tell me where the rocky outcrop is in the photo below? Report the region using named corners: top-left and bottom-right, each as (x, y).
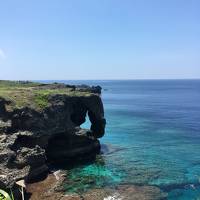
top-left (0, 83), bottom-right (106, 190)
top-left (82, 185), bottom-right (167, 200)
top-left (27, 171), bottom-right (167, 200)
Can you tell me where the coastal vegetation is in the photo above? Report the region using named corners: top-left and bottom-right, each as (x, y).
top-left (0, 189), bottom-right (14, 200)
top-left (0, 80), bottom-right (92, 111)
top-left (0, 180), bottom-right (25, 200)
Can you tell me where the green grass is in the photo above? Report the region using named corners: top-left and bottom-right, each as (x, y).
top-left (0, 80), bottom-right (41, 88)
top-left (0, 80), bottom-right (93, 111)
top-left (34, 93), bottom-right (49, 110)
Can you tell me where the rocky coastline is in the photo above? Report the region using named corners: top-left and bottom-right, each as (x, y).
top-left (0, 81), bottom-right (106, 198)
top-left (26, 170), bottom-right (167, 200)
top-left (0, 81), bottom-right (167, 200)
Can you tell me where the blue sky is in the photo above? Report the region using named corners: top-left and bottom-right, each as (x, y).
top-left (0, 0), bottom-right (199, 80)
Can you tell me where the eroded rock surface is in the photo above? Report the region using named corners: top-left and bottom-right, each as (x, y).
top-left (27, 171), bottom-right (167, 200)
top-left (0, 83), bottom-right (106, 190)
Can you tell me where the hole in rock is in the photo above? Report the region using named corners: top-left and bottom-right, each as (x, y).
top-left (80, 113), bottom-right (91, 130)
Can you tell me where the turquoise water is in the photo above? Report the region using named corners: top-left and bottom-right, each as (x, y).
top-left (48, 80), bottom-right (200, 199)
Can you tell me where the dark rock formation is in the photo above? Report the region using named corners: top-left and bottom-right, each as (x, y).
top-left (0, 83), bottom-right (106, 191)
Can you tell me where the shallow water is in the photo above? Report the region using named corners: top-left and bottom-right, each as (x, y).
top-left (45, 80), bottom-right (200, 199)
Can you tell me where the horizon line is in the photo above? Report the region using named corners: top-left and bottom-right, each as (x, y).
top-left (1, 78), bottom-right (200, 81)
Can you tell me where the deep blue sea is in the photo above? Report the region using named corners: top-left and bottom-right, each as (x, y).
top-left (46, 80), bottom-right (200, 199)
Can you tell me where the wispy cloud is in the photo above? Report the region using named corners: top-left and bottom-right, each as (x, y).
top-left (0, 48), bottom-right (6, 60)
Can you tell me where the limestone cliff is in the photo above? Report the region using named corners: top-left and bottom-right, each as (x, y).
top-left (0, 81), bottom-right (106, 190)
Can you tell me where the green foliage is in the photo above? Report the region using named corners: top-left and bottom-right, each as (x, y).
top-left (9, 191), bottom-right (14, 200)
top-left (34, 93), bottom-right (49, 110)
top-left (0, 80), bottom-right (93, 111)
top-left (0, 189), bottom-right (14, 200)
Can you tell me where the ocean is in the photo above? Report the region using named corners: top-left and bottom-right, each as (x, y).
top-left (45, 80), bottom-right (200, 199)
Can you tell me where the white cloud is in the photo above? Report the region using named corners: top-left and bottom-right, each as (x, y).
top-left (0, 48), bottom-right (6, 60)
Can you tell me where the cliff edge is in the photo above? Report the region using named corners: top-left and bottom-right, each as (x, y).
top-left (0, 81), bottom-right (106, 190)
